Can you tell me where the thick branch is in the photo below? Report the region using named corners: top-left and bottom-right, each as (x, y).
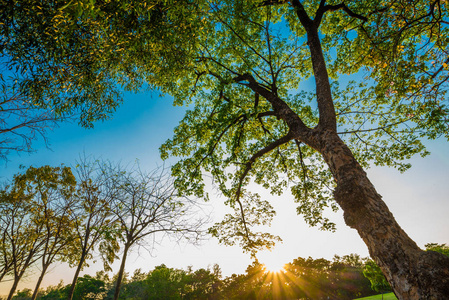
top-left (234, 73), bottom-right (311, 136)
top-left (234, 132), bottom-right (294, 239)
top-left (258, 0), bottom-right (288, 7)
top-left (315, 3), bottom-right (368, 26)
top-left (290, 1), bottom-right (337, 132)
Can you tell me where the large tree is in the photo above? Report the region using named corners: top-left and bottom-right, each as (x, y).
top-left (2, 0), bottom-right (449, 298)
top-left (161, 1), bottom-right (449, 298)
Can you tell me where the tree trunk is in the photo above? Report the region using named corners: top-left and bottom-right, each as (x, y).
top-left (7, 275), bottom-right (21, 300)
top-left (113, 243), bottom-right (130, 300)
top-left (0, 269), bottom-right (8, 283)
top-left (31, 263), bottom-right (50, 300)
top-left (317, 129), bottom-right (449, 299)
top-left (67, 250), bottom-right (87, 300)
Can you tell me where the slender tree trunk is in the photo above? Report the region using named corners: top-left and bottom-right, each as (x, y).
top-left (0, 269), bottom-right (8, 282)
top-left (67, 251), bottom-right (87, 300)
top-left (31, 263), bottom-right (50, 300)
top-left (7, 274), bottom-right (22, 300)
top-left (316, 130), bottom-right (449, 299)
top-left (7, 253), bottom-right (34, 300)
top-left (113, 243), bottom-right (130, 300)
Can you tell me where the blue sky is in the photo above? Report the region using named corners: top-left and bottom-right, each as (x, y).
top-left (0, 89), bottom-right (448, 294)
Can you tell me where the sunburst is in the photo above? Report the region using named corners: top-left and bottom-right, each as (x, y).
top-left (263, 258), bottom-right (286, 273)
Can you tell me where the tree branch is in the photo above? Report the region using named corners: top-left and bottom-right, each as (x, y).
top-left (233, 73), bottom-right (311, 135)
top-left (234, 132), bottom-right (294, 239)
top-left (290, 0), bottom-right (314, 27)
top-left (290, 0), bottom-right (337, 132)
top-left (258, 0), bottom-right (288, 7)
top-left (295, 139), bottom-right (309, 201)
top-left (315, 3), bottom-right (368, 26)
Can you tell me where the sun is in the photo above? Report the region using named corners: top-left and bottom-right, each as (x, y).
top-left (259, 249), bottom-right (287, 273)
top-left (263, 259), bottom-right (286, 273)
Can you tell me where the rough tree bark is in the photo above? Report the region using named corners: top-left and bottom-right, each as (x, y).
top-left (318, 130), bottom-right (449, 299)
top-left (240, 1), bottom-right (449, 298)
top-left (292, 1), bottom-right (449, 298)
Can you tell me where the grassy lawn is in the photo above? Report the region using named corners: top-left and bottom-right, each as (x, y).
top-left (354, 292), bottom-right (398, 300)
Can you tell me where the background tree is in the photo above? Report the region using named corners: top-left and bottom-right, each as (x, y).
top-left (0, 165), bottom-right (76, 300)
top-left (220, 273), bottom-right (251, 300)
top-left (182, 265), bottom-right (223, 300)
top-left (65, 158), bottom-right (117, 300)
top-left (99, 163), bottom-right (205, 300)
top-left (425, 243), bottom-right (449, 257)
top-left (363, 259), bottom-right (392, 297)
top-left (11, 288), bottom-right (32, 300)
top-left (39, 281), bottom-right (69, 300)
top-left (26, 166), bottom-right (77, 300)
top-left (118, 269), bottom-right (149, 300)
top-left (1, 1), bottom-right (449, 298)
top-left (71, 274), bottom-right (107, 300)
top-left (330, 254), bottom-right (374, 299)
top-left (144, 264), bottom-right (188, 300)
top-left (284, 257), bottom-right (331, 299)
top-left (1, 174), bottom-right (47, 300)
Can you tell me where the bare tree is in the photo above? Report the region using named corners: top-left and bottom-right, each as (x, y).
top-left (99, 162), bottom-right (207, 300)
top-left (66, 158), bottom-right (118, 300)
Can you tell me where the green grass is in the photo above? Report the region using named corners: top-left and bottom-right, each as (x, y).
top-left (354, 292), bottom-right (398, 300)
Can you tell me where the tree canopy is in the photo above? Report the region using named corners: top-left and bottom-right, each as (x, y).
top-left (3, 0), bottom-right (447, 240)
top-left (1, 0), bottom-right (449, 298)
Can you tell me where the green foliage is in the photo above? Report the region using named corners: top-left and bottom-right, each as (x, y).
top-left (2, 0), bottom-right (448, 256)
top-left (425, 243), bottom-right (449, 257)
top-left (72, 275), bottom-right (107, 300)
top-left (0, 165), bottom-right (79, 298)
top-left (0, 0), bottom-right (199, 127)
top-left (354, 293), bottom-right (398, 300)
top-left (216, 254), bottom-right (375, 300)
top-left (38, 275), bottom-right (107, 300)
top-left (40, 281), bottom-right (69, 300)
top-left (363, 260), bottom-right (392, 294)
top-left (28, 254), bottom-right (376, 300)
top-left (12, 288), bottom-right (32, 300)
top-left (144, 265), bottom-right (187, 300)
top-left (208, 192), bottom-right (281, 255)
